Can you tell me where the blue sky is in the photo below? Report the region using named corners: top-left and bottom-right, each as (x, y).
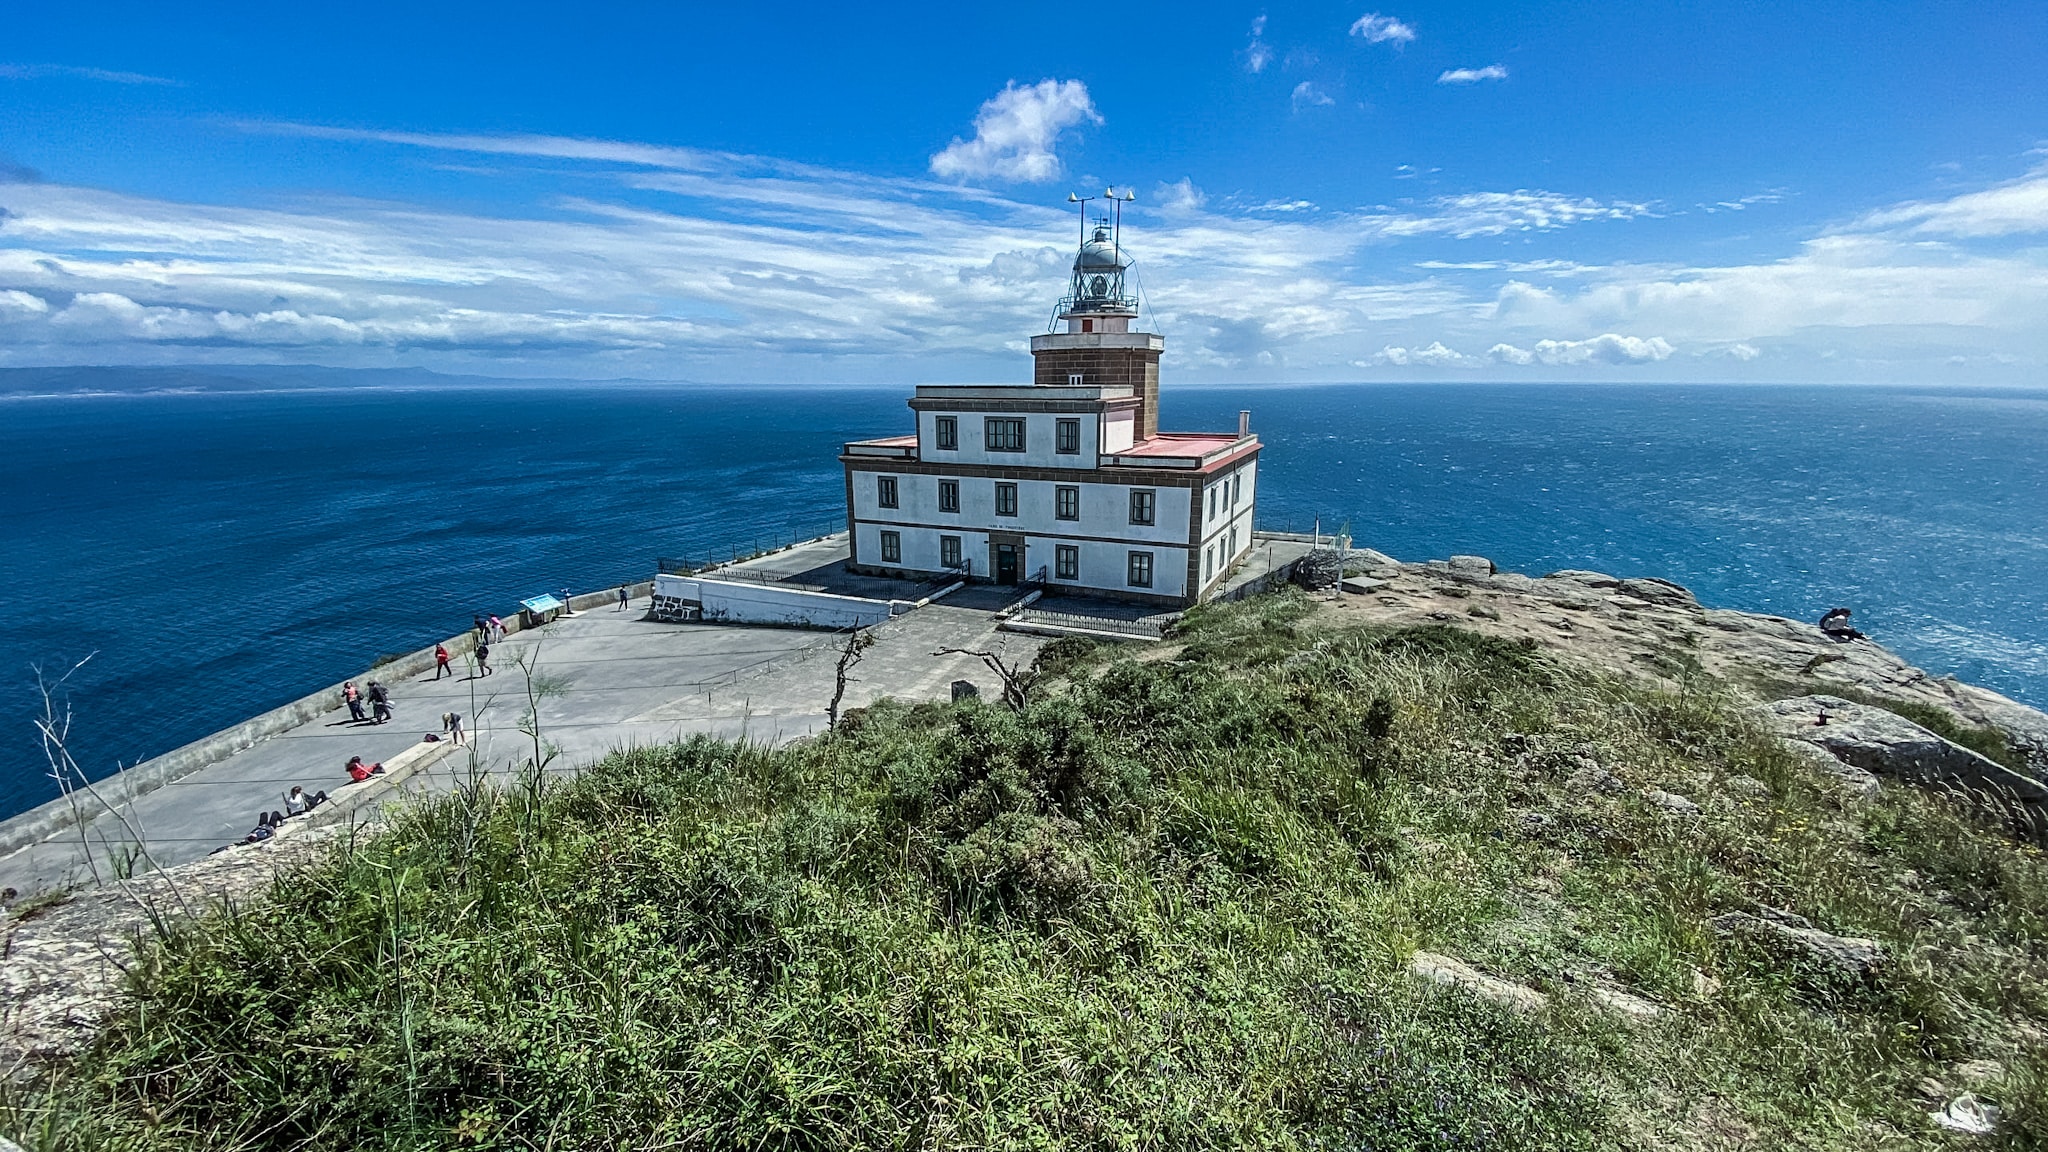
top-left (1, 1), bottom-right (2044, 383)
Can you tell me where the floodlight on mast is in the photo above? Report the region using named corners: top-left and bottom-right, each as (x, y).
top-left (1066, 190), bottom-right (1097, 250)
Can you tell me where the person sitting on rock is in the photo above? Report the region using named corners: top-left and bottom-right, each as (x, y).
top-left (282, 785), bottom-right (326, 816)
top-left (1818, 607), bottom-right (1865, 641)
top-left (345, 755), bottom-right (385, 783)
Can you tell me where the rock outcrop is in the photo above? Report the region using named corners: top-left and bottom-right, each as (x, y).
top-left (1711, 910), bottom-right (1885, 981)
top-left (1766, 695), bottom-right (2048, 807)
top-left (1316, 552), bottom-right (2048, 784)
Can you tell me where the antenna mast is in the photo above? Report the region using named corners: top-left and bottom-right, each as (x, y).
top-left (1105, 186), bottom-right (1135, 271)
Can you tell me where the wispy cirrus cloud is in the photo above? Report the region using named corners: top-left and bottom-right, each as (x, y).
top-left (1244, 14), bottom-right (1274, 73)
top-left (0, 62), bottom-right (176, 86)
top-left (1290, 81), bottom-right (1335, 111)
top-left (1, 123), bottom-right (2044, 382)
top-left (1349, 13), bottom-right (1416, 44)
top-left (928, 79), bottom-right (1100, 184)
top-left (1438, 64), bottom-right (1508, 84)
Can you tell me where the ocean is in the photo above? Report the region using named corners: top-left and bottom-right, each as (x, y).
top-left (2, 377), bottom-right (2044, 820)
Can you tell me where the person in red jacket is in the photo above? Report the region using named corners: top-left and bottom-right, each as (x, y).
top-left (433, 643), bottom-right (453, 680)
top-left (345, 755), bottom-right (385, 783)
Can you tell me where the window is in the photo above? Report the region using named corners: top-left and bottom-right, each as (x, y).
top-left (1208, 488), bottom-right (1217, 519)
top-left (876, 475), bottom-right (898, 509)
top-left (1055, 485), bottom-right (1079, 521)
top-left (1056, 418), bottom-right (1081, 454)
top-left (1233, 475), bottom-right (1242, 504)
top-left (1203, 547), bottom-right (1213, 581)
top-left (1055, 544), bottom-right (1079, 580)
top-left (1127, 551), bottom-right (1154, 588)
top-left (1129, 488), bottom-right (1156, 526)
top-left (1229, 527), bottom-right (1238, 555)
top-left (938, 479), bottom-right (959, 513)
top-left (879, 531), bottom-right (901, 563)
top-left (940, 535), bottom-right (962, 568)
top-left (935, 416), bottom-right (958, 451)
top-left (1068, 370), bottom-right (1085, 385)
top-left (995, 482), bottom-right (1018, 516)
top-left (985, 417), bottom-right (1025, 452)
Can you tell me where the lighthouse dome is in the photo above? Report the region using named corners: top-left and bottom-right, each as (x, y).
top-left (1073, 225), bottom-right (1129, 274)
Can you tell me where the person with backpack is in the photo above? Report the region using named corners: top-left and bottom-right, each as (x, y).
top-left (343, 681), bottom-right (366, 722)
top-left (368, 681), bottom-right (392, 724)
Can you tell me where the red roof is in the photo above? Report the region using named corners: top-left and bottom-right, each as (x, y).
top-left (1117, 433), bottom-right (1240, 457)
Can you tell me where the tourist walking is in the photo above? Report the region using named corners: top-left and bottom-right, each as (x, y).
top-left (473, 615), bottom-right (488, 645)
top-left (368, 681), bottom-right (392, 724)
top-left (443, 711), bottom-right (466, 746)
top-left (434, 643), bottom-right (453, 679)
top-left (342, 681), bottom-right (365, 722)
top-left (489, 614), bottom-right (505, 642)
top-left (475, 642), bottom-right (493, 677)
top-left (617, 584), bottom-right (629, 611)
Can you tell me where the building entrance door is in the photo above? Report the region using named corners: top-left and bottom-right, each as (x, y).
top-left (995, 544), bottom-right (1019, 585)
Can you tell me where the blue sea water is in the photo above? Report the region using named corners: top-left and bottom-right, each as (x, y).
top-left (1, 378), bottom-right (2045, 820)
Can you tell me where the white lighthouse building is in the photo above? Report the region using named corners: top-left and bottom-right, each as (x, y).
top-left (841, 209), bottom-right (1260, 608)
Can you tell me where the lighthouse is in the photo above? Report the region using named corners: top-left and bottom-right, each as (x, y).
top-left (839, 199), bottom-right (1261, 606)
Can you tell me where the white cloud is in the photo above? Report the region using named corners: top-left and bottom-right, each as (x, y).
top-left (928, 80), bottom-right (1100, 184)
top-left (1375, 341), bottom-right (1470, 366)
top-left (1855, 167), bottom-right (2048, 237)
top-left (1375, 190), bottom-right (1650, 238)
top-left (0, 62), bottom-right (176, 86)
top-left (1727, 342), bottom-right (1762, 361)
top-left (1349, 13), bottom-right (1416, 44)
top-left (1490, 334), bottom-right (1676, 365)
top-left (2, 124), bottom-right (2046, 382)
top-left (1438, 65), bottom-right (1508, 84)
top-left (1156, 178), bottom-right (1206, 213)
top-left (1245, 15), bottom-right (1274, 73)
top-left (1291, 81), bottom-right (1335, 111)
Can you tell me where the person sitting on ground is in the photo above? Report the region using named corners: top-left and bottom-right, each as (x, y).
top-left (283, 785), bottom-right (326, 816)
top-left (1818, 606), bottom-right (1866, 641)
top-left (345, 755), bottom-right (385, 783)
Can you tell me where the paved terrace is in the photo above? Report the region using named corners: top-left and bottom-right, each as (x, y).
top-left (0, 548), bottom-right (1048, 895)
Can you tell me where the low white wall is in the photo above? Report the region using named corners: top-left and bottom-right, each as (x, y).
top-left (655, 573), bottom-right (904, 630)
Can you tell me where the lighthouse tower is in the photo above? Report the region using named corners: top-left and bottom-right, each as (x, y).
top-left (1030, 221), bottom-right (1163, 440)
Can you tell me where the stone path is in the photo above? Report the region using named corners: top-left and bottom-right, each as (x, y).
top-left (0, 590), bottom-right (1045, 896)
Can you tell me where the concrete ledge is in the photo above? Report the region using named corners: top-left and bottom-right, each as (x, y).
top-left (265, 737), bottom-right (456, 844)
top-left (0, 580), bottom-right (653, 860)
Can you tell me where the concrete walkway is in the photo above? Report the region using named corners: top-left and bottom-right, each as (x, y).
top-left (0, 591), bottom-right (1045, 896)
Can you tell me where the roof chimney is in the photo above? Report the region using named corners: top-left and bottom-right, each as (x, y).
top-left (1238, 410), bottom-right (1251, 438)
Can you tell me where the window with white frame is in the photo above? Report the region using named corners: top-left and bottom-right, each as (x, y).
top-left (880, 531), bottom-right (901, 563)
top-left (1127, 550), bottom-right (1153, 588)
top-left (995, 482), bottom-right (1018, 516)
top-left (935, 415), bottom-right (958, 451)
top-left (938, 479), bottom-right (959, 513)
top-left (1055, 544), bottom-right (1079, 580)
top-left (940, 535), bottom-right (962, 568)
top-left (1056, 418), bottom-right (1080, 454)
top-left (985, 417), bottom-right (1025, 452)
top-left (1129, 488), bottom-right (1155, 525)
top-left (1055, 485), bottom-right (1079, 521)
top-left (877, 475), bottom-right (898, 509)
top-left (1208, 487), bottom-right (1217, 519)
top-left (1233, 474), bottom-right (1242, 503)
top-left (1067, 372), bottom-right (1084, 387)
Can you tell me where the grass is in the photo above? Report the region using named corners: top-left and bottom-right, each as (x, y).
top-left (7, 589), bottom-right (2048, 1150)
